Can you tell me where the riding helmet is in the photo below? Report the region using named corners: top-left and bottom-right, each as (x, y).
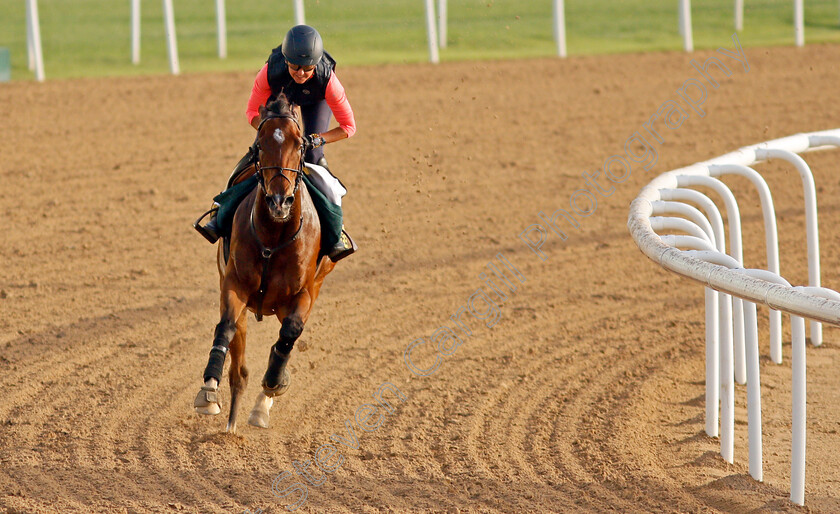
top-left (281, 25), bottom-right (324, 66)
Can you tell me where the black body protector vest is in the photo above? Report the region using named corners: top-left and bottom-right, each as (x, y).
top-left (266, 46), bottom-right (336, 107)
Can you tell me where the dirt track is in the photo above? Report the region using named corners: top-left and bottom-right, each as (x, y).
top-left (2, 42), bottom-right (840, 513)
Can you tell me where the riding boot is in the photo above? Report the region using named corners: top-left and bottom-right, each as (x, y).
top-left (310, 156), bottom-right (354, 261)
top-left (328, 226), bottom-right (357, 262)
top-left (194, 203), bottom-right (221, 244)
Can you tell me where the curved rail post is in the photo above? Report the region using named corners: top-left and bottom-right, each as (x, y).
top-left (754, 149), bottom-right (821, 346)
top-left (659, 189), bottom-right (726, 253)
top-left (737, 269), bottom-right (793, 482)
top-left (789, 313), bottom-right (807, 505)
top-left (660, 189), bottom-right (734, 442)
top-left (628, 128), bottom-right (840, 505)
top-left (653, 222), bottom-right (717, 436)
top-left (677, 175), bottom-right (748, 385)
top-left (651, 201), bottom-right (715, 242)
top-left (659, 236), bottom-right (720, 437)
top-left (684, 250), bottom-right (741, 463)
top-left (709, 164), bottom-right (783, 364)
top-left (650, 217), bottom-right (712, 244)
top-left (788, 287), bottom-right (840, 505)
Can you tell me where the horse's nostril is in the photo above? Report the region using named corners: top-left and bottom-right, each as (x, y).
top-left (269, 195), bottom-right (284, 208)
top-left (283, 196), bottom-right (294, 206)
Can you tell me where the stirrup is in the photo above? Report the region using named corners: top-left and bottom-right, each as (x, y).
top-left (193, 207), bottom-right (220, 244)
top-left (329, 230), bottom-right (357, 262)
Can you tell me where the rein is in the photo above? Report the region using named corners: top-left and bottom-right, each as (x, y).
top-left (250, 112), bottom-right (309, 321)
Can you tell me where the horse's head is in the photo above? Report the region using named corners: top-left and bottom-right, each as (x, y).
top-left (255, 96), bottom-right (304, 221)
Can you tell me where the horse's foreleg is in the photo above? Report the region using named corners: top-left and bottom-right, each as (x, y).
top-left (248, 292), bottom-right (311, 429)
top-left (225, 314), bottom-right (249, 433)
top-left (248, 324), bottom-right (296, 428)
top-left (247, 316), bottom-right (298, 429)
top-left (263, 313), bottom-right (303, 391)
top-left (194, 288), bottom-right (246, 416)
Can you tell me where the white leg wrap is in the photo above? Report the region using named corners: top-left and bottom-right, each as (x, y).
top-left (248, 392), bottom-right (274, 429)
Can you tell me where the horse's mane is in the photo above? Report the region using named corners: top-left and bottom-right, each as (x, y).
top-left (265, 94), bottom-right (294, 118)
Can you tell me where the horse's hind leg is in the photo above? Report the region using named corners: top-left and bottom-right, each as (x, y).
top-left (225, 314), bottom-right (249, 433)
top-left (248, 310), bottom-right (306, 429)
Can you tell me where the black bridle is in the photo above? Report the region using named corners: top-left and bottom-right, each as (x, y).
top-left (250, 112), bottom-right (310, 321)
top-left (253, 113), bottom-right (306, 199)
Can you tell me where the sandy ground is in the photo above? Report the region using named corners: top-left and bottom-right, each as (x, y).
top-left (1, 42), bottom-right (840, 513)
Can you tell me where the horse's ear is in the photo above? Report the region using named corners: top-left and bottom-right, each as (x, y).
top-left (291, 104), bottom-right (301, 120)
top-left (258, 105), bottom-right (267, 119)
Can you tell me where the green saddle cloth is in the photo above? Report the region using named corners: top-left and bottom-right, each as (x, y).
top-left (213, 173), bottom-right (342, 251)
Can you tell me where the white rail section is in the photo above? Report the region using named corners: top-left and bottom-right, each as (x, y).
top-left (627, 129), bottom-right (840, 506)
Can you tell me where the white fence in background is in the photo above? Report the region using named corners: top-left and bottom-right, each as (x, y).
top-left (16, 0), bottom-right (827, 78)
top-left (553, 0), bottom-right (567, 58)
top-left (161, 0), bottom-right (180, 74)
top-left (131, 0), bottom-right (140, 64)
top-left (627, 129), bottom-right (840, 506)
top-left (425, 0), bottom-right (814, 62)
top-left (126, 0), bottom-right (306, 73)
top-left (438, 0), bottom-right (448, 48)
top-left (24, 0), bottom-right (44, 81)
top-left (215, 0), bottom-right (227, 59)
top-left (678, 0), bottom-right (694, 51)
top-left (426, 0), bottom-right (568, 61)
top-left (293, 0), bottom-right (305, 26)
top-left (424, 0), bottom-right (440, 64)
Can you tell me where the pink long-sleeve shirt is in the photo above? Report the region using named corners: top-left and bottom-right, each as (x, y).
top-left (246, 63), bottom-right (357, 138)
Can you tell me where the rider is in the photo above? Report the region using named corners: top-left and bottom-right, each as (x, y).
top-left (196, 24), bottom-right (357, 262)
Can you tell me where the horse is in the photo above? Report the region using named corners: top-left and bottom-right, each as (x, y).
top-left (193, 94), bottom-right (335, 432)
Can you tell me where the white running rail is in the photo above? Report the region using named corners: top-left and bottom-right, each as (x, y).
top-left (627, 129), bottom-right (840, 506)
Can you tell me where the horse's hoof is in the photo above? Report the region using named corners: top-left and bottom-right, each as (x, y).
top-left (194, 385), bottom-right (221, 416)
top-left (248, 410), bottom-right (270, 429)
top-left (262, 368), bottom-right (291, 398)
top-left (226, 420), bottom-right (237, 434)
top-left (248, 393), bottom-right (274, 429)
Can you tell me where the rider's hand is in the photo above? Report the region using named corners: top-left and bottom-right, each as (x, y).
top-left (305, 134), bottom-right (326, 149)
top-left (304, 134), bottom-right (327, 148)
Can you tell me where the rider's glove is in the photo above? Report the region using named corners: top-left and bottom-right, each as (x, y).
top-left (305, 134), bottom-right (326, 149)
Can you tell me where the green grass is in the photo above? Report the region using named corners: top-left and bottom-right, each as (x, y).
top-left (1, 0), bottom-right (839, 80)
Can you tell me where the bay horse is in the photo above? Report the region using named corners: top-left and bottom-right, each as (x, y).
top-left (194, 95), bottom-right (335, 432)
